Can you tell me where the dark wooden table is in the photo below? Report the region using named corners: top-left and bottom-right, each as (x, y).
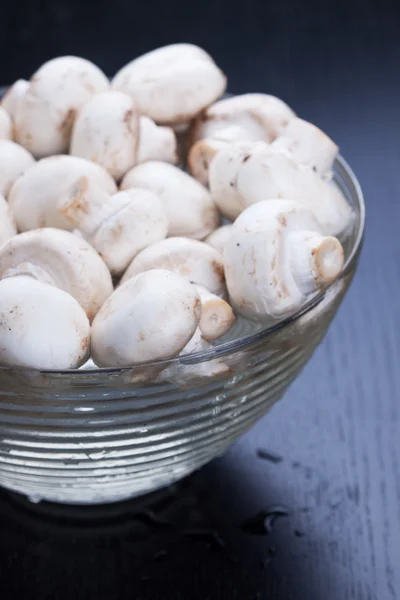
top-left (0, 1), bottom-right (399, 598)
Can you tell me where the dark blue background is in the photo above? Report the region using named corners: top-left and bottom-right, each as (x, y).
top-left (0, 1), bottom-right (399, 598)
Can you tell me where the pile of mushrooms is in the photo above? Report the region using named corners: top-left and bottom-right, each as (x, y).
top-left (0, 44), bottom-right (352, 375)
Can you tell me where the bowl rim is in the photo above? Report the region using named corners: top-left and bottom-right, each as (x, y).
top-left (0, 143), bottom-right (365, 375)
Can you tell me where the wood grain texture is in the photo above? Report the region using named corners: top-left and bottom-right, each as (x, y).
top-left (0, 1), bottom-right (399, 599)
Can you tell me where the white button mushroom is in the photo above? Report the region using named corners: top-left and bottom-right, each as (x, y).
top-left (0, 140), bottom-right (35, 198)
top-left (194, 284), bottom-right (235, 341)
top-left (14, 56), bottom-right (109, 158)
top-left (137, 116), bottom-right (178, 165)
top-left (0, 195), bottom-right (17, 247)
top-left (70, 91), bottom-right (140, 181)
top-left (191, 93), bottom-right (296, 145)
top-left (224, 199), bottom-right (345, 321)
top-left (57, 177), bottom-right (169, 276)
top-left (0, 228), bottom-right (113, 321)
top-left (187, 94), bottom-right (296, 185)
top-left (204, 225), bottom-right (233, 255)
top-left (158, 327), bottom-right (230, 384)
top-left (111, 43), bottom-right (226, 126)
top-left (8, 155), bottom-right (117, 232)
top-left (121, 237), bottom-right (225, 295)
top-left (1, 79), bottom-right (29, 119)
top-left (120, 161), bottom-right (220, 239)
top-left (209, 141), bottom-right (352, 236)
top-left (0, 107), bottom-right (13, 140)
top-left (0, 276), bottom-right (90, 370)
top-left (271, 117), bottom-right (339, 175)
top-left (91, 269), bottom-right (201, 367)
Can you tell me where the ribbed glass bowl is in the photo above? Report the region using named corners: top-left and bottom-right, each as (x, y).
top-left (0, 154), bottom-right (364, 505)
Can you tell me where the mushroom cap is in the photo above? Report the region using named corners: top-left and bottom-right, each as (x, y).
top-left (0, 140), bottom-right (35, 198)
top-left (195, 284), bottom-right (235, 341)
top-left (0, 228), bottom-right (113, 321)
top-left (0, 195), bottom-right (17, 247)
top-left (209, 141), bottom-right (352, 235)
top-left (191, 93), bottom-right (295, 144)
top-left (1, 79), bottom-right (29, 119)
top-left (91, 269), bottom-right (201, 367)
top-left (14, 56), bottom-right (109, 158)
top-left (70, 91), bottom-right (140, 180)
top-left (0, 107), bottom-right (13, 140)
top-left (137, 116), bottom-right (178, 165)
top-left (121, 237), bottom-right (225, 295)
top-left (205, 225), bottom-right (233, 255)
top-left (271, 117), bottom-right (339, 175)
top-left (8, 155), bottom-right (117, 231)
top-left (120, 161), bottom-right (220, 239)
top-left (88, 188), bottom-right (169, 276)
top-left (0, 276), bottom-right (90, 370)
top-left (116, 44), bottom-right (215, 72)
top-left (111, 44), bottom-right (226, 125)
top-left (224, 199), bottom-right (344, 320)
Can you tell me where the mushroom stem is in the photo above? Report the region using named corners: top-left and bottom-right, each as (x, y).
top-left (289, 231), bottom-right (345, 294)
top-left (194, 284), bottom-right (235, 341)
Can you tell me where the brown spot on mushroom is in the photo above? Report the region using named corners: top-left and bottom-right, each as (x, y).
top-left (80, 335), bottom-right (90, 352)
top-left (211, 259), bottom-right (224, 282)
top-left (239, 297), bottom-right (250, 308)
top-left (242, 154), bottom-right (251, 163)
top-left (281, 282), bottom-right (290, 298)
top-left (138, 331), bottom-right (145, 342)
top-left (59, 108), bottom-right (76, 139)
top-left (111, 221), bottom-right (123, 239)
top-left (58, 176), bottom-right (89, 223)
top-left (123, 109), bottom-right (136, 136)
top-left (78, 73), bottom-right (96, 94)
top-left (248, 246), bottom-right (257, 275)
top-left (179, 266), bottom-right (191, 277)
top-left (202, 202), bottom-right (220, 231)
top-left (278, 215), bottom-right (287, 226)
top-left (194, 296), bottom-right (202, 315)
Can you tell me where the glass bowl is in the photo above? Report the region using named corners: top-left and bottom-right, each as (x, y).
top-left (0, 152), bottom-right (364, 505)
